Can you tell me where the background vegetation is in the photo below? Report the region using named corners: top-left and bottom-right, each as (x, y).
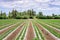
top-left (0, 9), bottom-right (60, 19)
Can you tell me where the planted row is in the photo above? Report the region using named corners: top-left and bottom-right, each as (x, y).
top-left (32, 21), bottom-right (45, 40)
top-left (0, 19), bottom-right (23, 30)
top-left (0, 21), bottom-right (24, 40)
top-left (36, 20), bottom-right (60, 38)
top-left (15, 22), bottom-right (28, 40)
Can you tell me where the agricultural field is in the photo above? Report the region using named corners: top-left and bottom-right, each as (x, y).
top-left (0, 19), bottom-right (60, 40)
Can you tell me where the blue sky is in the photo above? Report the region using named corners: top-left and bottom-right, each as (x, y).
top-left (0, 0), bottom-right (60, 15)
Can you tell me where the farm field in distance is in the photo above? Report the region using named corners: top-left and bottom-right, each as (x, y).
top-left (0, 19), bottom-right (60, 40)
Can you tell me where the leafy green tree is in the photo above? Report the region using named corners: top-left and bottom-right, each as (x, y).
top-left (47, 16), bottom-right (53, 19)
top-left (11, 9), bottom-right (17, 18)
top-left (8, 12), bottom-right (12, 18)
top-left (0, 11), bottom-right (6, 19)
top-left (0, 11), bottom-right (2, 19)
top-left (39, 12), bottom-right (43, 16)
top-left (31, 9), bottom-right (36, 16)
top-left (36, 12), bottom-right (44, 19)
top-left (2, 12), bottom-right (6, 19)
top-left (52, 13), bottom-right (55, 17)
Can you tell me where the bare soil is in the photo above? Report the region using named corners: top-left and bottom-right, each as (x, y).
top-left (4, 23), bottom-right (25, 40)
top-left (25, 22), bottom-right (35, 40)
top-left (35, 23), bottom-right (57, 40)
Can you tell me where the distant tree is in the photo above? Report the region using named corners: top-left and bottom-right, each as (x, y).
top-left (47, 16), bottom-right (53, 19)
top-left (52, 13), bottom-right (55, 17)
top-left (27, 9), bottom-right (36, 16)
top-left (0, 11), bottom-right (2, 19)
top-left (0, 11), bottom-right (6, 19)
top-left (54, 16), bottom-right (60, 19)
top-left (2, 12), bottom-right (6, 19)
top-left (36, 12), bottom-right (44, 19)
top-left (11, 9), bottom-right (17, 18)
top-left (0, 9), bottom-right (60, 19)
top-left (8, 12), bottom-right (12, 18)
top-left (31, 9), bottom-right (36, 16)
top-left (0, 11), bottom-right (3, 16)
top-left (39, 12), bottom-right (43, 16)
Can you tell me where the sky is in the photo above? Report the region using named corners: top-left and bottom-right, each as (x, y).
top-left (0, 0), bottom-right (60, 15)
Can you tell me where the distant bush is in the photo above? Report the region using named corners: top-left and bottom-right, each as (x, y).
top-left (0, 16), bottom-right (2, 19)
top-left (47, 16), bottom-right (53, 19)
top-left (22, 16), bottom-right (28, 19)
top-left (16, 16), bottom-right (22, 19)
top-left (36, 16), bottom-right (47, 19)
top-left (0, 16), bottom-right (7, 19)
top-left (54, 16), bottom-right (60, 19)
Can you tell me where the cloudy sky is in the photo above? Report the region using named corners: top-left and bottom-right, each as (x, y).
top-left (0, 0), bottom-right (60, 15)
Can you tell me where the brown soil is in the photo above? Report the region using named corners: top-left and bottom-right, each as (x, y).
top-left (4, 23), bottom-right (25, 40)
top-left (25, 22), bottom-right (35, 40)
top-left (0, 23), bottom-right (19, 34)
top-left (35, 23), bottom-right (57, 40)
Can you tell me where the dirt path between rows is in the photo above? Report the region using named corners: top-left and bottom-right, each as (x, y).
top-left (0, 23), bottom-right (19, 34)
top-left (4, 23), bottom-right (25, 40)
top-left (35, 23), bottom-right (57, 40)
top-left (25, 22), bottom-right (35, 40)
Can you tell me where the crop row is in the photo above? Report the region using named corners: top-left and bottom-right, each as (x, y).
top-left (0, 19), bottom-right (60, 40)
top-left (32, 21), bottom-right (45, 40)
top-left (38, 19), bottom-right (60, 29)
top-left (0, 20), bottom-right (24, 40)
top-left (36, 19), bottom-right (60, 38)
top-left (0, 19), bottom-right (24, 30)
top-left (15, 22), bottom-right (28, 40)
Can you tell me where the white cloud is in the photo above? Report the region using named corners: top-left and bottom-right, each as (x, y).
top-left (38, 7), bottom-right (60, 11)
top-left (35, 0), bottom-right (50, 2)
top-left (51, 1), bottom-right (60, 5)
top-left (0, 0), bottom-right (27, 8)
top-left (0, 0), bottom-right (36, 9)
top-left (0, 0), bottom-right (60, 15)
top-left (0, 0), bottom-right (60, 12)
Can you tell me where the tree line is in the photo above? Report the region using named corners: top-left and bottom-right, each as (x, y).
top-left (0, 9), bottom-right (60, 19)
